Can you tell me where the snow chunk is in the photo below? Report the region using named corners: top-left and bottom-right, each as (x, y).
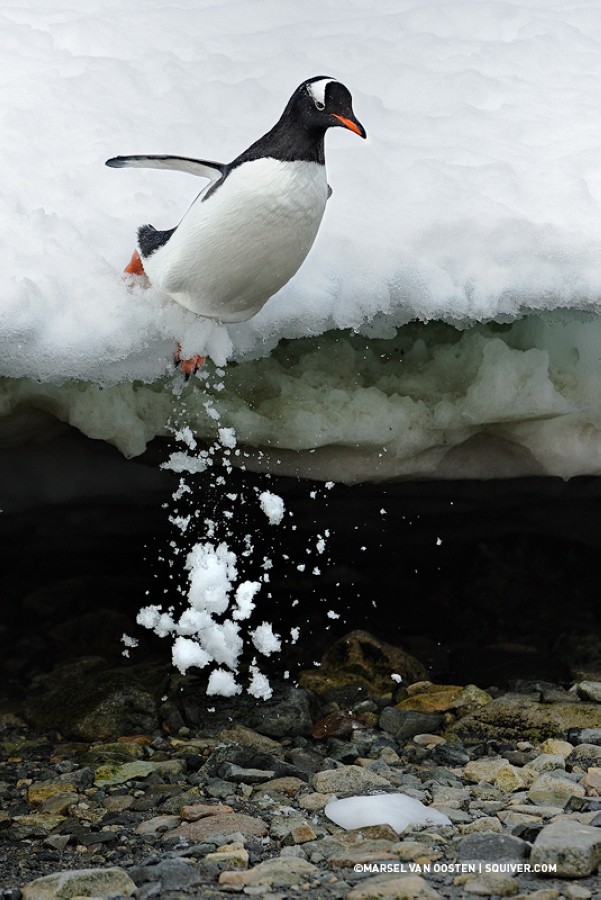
top-left (121, 634), bottom-right (138, 649)
top-left (325, 793), bottom-right (452, 832)
top-left (207, 669), bottom-right (242, 697)
top-left (248, 665), bottom-right (273, 700)
top-left (186, 542), bottom-right (238, 615)
top-left (259, 491), bottom-right (285, 525)
top-left (172, 636), bottom-right (211, 674)
top-left (218, 427), bottom-right (237, 448)
top-left (251, 622), bottom-right (282, 656)
top-left (233, 580), bottom-right (261, 620)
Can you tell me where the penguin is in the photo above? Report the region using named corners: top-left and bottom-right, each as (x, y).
top-left (106, 76), bottom-right (365, 373)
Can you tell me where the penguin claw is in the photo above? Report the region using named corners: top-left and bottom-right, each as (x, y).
top-left (175, 342), bottom-right (206, 379)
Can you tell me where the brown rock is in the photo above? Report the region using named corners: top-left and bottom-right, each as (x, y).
top-left (179, 802), bottom-right (234, 821)
top-left (27, 783), bottom-right (78, 805)
top-left (167, 812), bottom-right (267, 843)
top-left (580, 767), bottom-right (601, 796)
top-left (450, 697), bottom-right (601, 744)
top-left (217, 725), bottom-right (282, 754)
top-left (254, 776), bottom-right (306, 798)
top-left (396, 683), bottom-right (464, 713)
top-left (300, 630), bottom-right (427, 699)
top-left (311, 710), bottom-right (357, 740)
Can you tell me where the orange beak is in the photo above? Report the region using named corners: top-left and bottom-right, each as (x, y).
top-left (332, 113), bottom-right (366, 138)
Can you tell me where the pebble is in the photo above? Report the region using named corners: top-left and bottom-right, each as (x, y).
top-left (379, 708), bottom-right (444, 742)
top-left (6, 654), bottom-right (601, 900)
top-left (528, 772), bottom-right (587, 807)
top-left (457, 872), bottom-right (518, 896)
top-left (566, 743), bottom-right (601, 771)
top-left (346, 873), bottom-right (442, 898)
top-left (218, 856), bottom-right (319, 888)
top-left (530, 819), bottom-right (601, 876)
top-left (21, 867), bottom-right (136, 899)
top-left (135, 814), bottom-right (181, 835)
top-left (575, 681), bottom-right (601, 703)
top-left (312, 764), bottom-right (392, 793)
top-left (456, 832), bottom-right (530, 862)
top-left (166, 812), bottom-right (268, 843)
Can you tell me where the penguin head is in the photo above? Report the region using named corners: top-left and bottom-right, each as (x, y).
top-left (290, 76), bottom-right (367, 139)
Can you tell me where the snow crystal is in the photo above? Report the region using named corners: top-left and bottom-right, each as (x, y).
top-left (251, 622), bottom-right (282, 656)
top-left (325, 794), bottom-right (452, 832)
top-left (259, 491), bottom-right (285, 525)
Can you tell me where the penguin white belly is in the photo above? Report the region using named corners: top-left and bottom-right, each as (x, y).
top-left (143, 159), bottom-right (328, 323)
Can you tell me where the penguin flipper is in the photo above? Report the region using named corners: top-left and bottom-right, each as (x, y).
top-left (106, 155), bottom-right (225, 183)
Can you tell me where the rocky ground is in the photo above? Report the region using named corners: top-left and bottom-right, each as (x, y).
top-left (1, 631), bottom-right (601, 900)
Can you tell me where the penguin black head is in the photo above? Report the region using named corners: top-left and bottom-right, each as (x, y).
top-left (288, 76), bottom-right (367, 140)
top-left (233, 75), bottom-right (366, 167)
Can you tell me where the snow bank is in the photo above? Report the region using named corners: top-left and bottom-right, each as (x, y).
top-left (4, 2), bottom-right (601, 480)
top-left (3, 0), bottom-right (601, 385)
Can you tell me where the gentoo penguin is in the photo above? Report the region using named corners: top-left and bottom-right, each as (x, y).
top-left (106, 76), bottom-right (365, 372)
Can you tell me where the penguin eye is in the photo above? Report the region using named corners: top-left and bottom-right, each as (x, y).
top-left (314, 100), bottom-right (325, 111)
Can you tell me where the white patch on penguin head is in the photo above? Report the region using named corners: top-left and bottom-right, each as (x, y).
top-left (306, 77), bottom-right (337, 109)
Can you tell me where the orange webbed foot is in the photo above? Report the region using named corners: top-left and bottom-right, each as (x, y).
top-left (124, 249), bottom-right (145, 276)
top-left (175, 342), bottom-right (206, 380)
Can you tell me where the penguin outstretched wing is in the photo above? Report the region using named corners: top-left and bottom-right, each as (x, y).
top-left (105, 155), bottom-right (225, 183)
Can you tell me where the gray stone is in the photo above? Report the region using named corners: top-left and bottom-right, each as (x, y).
top-left (528, 772), bottom-right (586, 807)
top-left (247, 688), bottom-right (315, 738)
top-left (456, 832), bottom-right (530, 863)
top-left (220, 763), bottom-right (276, 783)
top-left (379, 708), bottom-right (444, 743)
top-left (431, 743), bottom-right (470, 767)
top-left (135, 814), bottom-right (181, 836)
top-left (566, 743), bottom-right (601, 771)
top-left (219, 856), bottom-right (319, 888)
top-left (568, 728), bottom-right (601, 747)
top-left (530, 820), bottom-right (601, 876)
top-left (130, 857), bottom-right (205, 890)
top-left (576, 682), bottom-right (601, 704)
top-left (166, 812), bottom-right (268, 843)
top-left (346, 873), bottom-right (442, 898)
top-left (461, 872), bottom-right (518, 896)
top-left (25, 669), bottom-right (158, 742)
top-left (312, 764), bottom-right (392, 794)
top-left (21, 866), bottom-right (136, 899)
